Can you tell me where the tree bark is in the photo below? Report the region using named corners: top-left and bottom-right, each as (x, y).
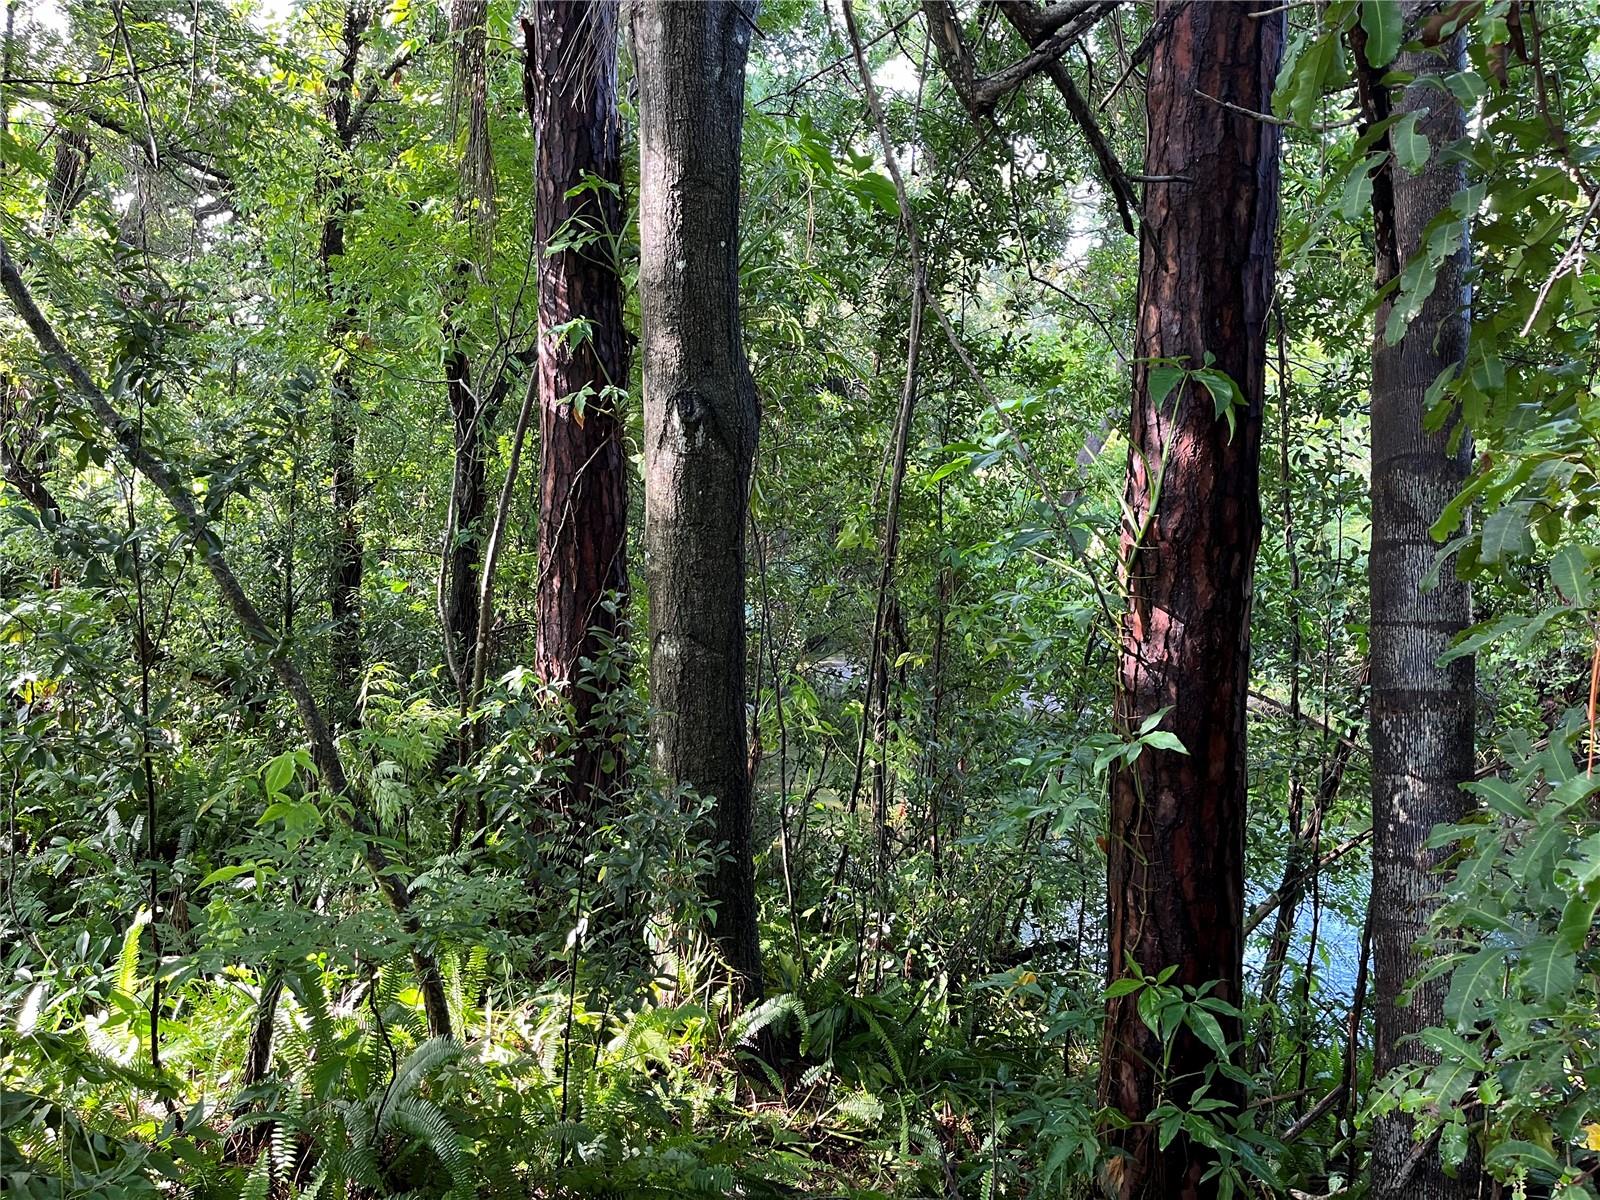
top-left (528, 0), bottom-right (631, 815)
top-left (323, 3), bottom-right (366, 728)
top-left (440, 0), bottom-right (494, 697)
top-left (443, 345), bottom-right (490, 685)
top-left (1364, 15), bottom-right (1476, 1200)
top-left (633, 0), bottom-right (764, 1003)
top-left (1097, 4), bottom-right (1282, 1198)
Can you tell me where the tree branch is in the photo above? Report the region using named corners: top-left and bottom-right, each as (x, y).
top-left (922, 0), bottom-right (1119, 118)
top-left (995, 0), bottom-right (1137, 234)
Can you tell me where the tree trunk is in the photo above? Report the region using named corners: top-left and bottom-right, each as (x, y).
top-left (528, 0), bottom-right (631, 815)
top-left (1364, 17), bottom-right (1476, 1200)
top-left (444, 347), bottom-right (488, 684)
top-left (441, 0), bottom-right (495, 702)
top-left (1097, 5), bottom-right (1282, 1198)
top-left (633, 0), bottom-right (764, 1003)
top-left (323, 4), bottom-right (365, 728)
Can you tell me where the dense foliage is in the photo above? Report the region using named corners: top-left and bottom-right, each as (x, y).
top-left (1, 1), bottom-right (1597, 1197)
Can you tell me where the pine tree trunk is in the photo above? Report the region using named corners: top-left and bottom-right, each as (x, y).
top-left (633, 0), bottom-right (764, 1002)
top-left (529, 0), bottom-right (630, 814)
top-left (1097, 4), bottom-right (1282, 1197)
top-left (1366, 17), bottom-right (1476, 1200)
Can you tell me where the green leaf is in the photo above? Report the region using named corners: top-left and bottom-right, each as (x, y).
top-left (1550, 544), bottom-right (1593, 606)
top-left (1443, 946), bottom-right (1505, 1029)
top-left (197, 863), bottom-right (258, 889)
top-left (1555, 885), bottom-right (1599, 954)
top-left (1566, 833), bottom-right (1600, 888)
top-left (853, 170), bottom-right (898, 215)
top-left (1185, 1007), bottom-right (1230, 1058)
top-left (1479, 503), bottom-right (1534, 564)
top-left (1358, 0), bottom-right (1403, 67)
top-left (1288, 34), bottom-right (1339, 129)
top-left (1341, 153), bottom-right (1382, 220)
top-left (1147, 365), bottom-right (1185, 410)
top-left (1392, 111), bottom-right (1431, 174)
top-left (1465, 777), bottom-right (1532, 821)
top-left (263, 751), bottom-right (297, 796)
top-left (1141, 731), bottom-right (1189, 754)
top-left (1517, 935), bottom-right (1576, 1000)
top-left (1484, 1140), bottom-right (1562, 1176)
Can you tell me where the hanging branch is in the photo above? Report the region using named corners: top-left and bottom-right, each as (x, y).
top-left (0, 234), bottom-right (453, 1042)
top-left (993, 0), bottom-right (1138, 234)
top-left (923, 0), bottom-right (1119, 116)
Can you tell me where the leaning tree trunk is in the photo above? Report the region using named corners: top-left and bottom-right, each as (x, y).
top-left (529, 0), bottom-right (630, 815)
top-left (633, 0), bottom-right (764, 1003)
top-left (1097, 5), bottom-right (1282, 1199)
top-left (1364, 16), bottom-right (1476, 1200)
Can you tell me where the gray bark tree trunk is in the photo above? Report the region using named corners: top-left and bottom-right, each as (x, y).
top-left (632, 0), bottom-right (764, 1002)
top-left (1364, 13), bottom-right (1476, 1200)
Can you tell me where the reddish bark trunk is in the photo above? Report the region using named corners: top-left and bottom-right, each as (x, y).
top-left (1097, 5), bottom-right (1282, 1198)
top-left (527, 0), bottom-right (630, 812)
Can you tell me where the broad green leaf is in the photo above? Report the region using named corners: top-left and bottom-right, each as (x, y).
top-left (1341, 153), bottom-right (1382, 220)
top-left (1392, 112), bottom-right (1431, 173)
top-left (1479, 503), bottom-right (1533, 564)
top-left (1147, 365), bottom-right (1185, 410)
top-left (1424, 1056), bottom-right (1479, 1106)
top-left (1555, 885), bottom-right (1598, 953)
top-left (1567, 833), bottom-right (1600, 888)
top-left (1465, 777), bottom-right (1532, 820)
top-left (1444, 946), bottom-right (1505, 1029)
top-left (1288, 35), bottom-right (1339, 129)
top-left (1484, 1140), bottom-right (1562, 1176)
top-left (197, 863), bottom-right (259, 889)
top-left (1549, 544), bottom-right (1593, 605)
top-left (1141, 731), bottom-right (1189, 754)
top-left (1517, 935), bottom-right (1576, 1000)
top-left (1359, 0), bottom-right (1403, 67)
top-left (263, 750), bottom-right (297, 796)
top-left (1185, 1007), bottom-right (1230, 1058)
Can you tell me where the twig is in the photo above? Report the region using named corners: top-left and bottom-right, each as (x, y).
top-left (1282, 1082), bottom-right (1346, 1141)
top-left (995, 0), bottom-right (1138, 234)
top-left (1195, 87), bottom-right (1355, 131)
top-left (1520, 190), bottom-right (1600, 337)
top-left (110, 0), bottom-right (159, 168)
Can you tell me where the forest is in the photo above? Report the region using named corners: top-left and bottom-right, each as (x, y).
top-left (1, 0), bottom-right (1597, 1197)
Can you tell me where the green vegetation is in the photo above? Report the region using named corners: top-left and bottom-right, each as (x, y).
top-left (1, 1), bottom-right (1596, 1197)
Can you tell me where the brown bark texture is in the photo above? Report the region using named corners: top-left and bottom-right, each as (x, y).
top-left (1366, 17), bottom-right (1476, 1200)
top-left (1097, 4), bottom-right (1282, 1198)
top-left (529, 0), bottom-right (631, 813)
top-left (633, 0), bottom-right (764, 1002)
